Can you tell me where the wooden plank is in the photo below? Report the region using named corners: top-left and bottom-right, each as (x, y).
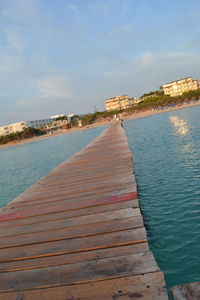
top-left (7, 184), bottom-right (137, 211)
top-left (41, 164), bottom-right (134, 182)
top-left (21, 173), bottom-right (135, 193)
top-left (9, 175), bottom-right (136, 208)
top-left (0, 200), bottom-right (139, 229)
top-left (5, 185), bottom-right (136, 211)
top-left (171, 281), bottom-right (200, 299)
top-left (9, 187), bottom-right (136, 211)
top-left (0, 228), bottom-right (147, 263)
top-left (7, 163), bottom-right (134, 201)
top-left (0, 208), bottom-right (141, 237)
top-left (0, 243), bottom-right (149, 273)
top-left (5, 167), bottom-right (134, 205)
top-left (0, 216), bottom-right (144, 249)
top-left (10, 175), bottom-right (136, 199)
top-left (0, 273), bottom-right (167, 300)
top-left (0, 252), bottom-right (159, 292)
top-left (12, 184), bottom-right (136, 208)
top-left (0, 192), bottom-right (137, 221)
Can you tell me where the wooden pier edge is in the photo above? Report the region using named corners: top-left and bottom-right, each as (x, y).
top-left (0, 121), bottom-right (168, 300)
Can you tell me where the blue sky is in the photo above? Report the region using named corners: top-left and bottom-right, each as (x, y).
top-left (0, 0), bottom-right (200, 125)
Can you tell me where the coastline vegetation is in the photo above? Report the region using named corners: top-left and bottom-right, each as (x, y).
top-left (132, 88), bottom-right (200, 111)
top-left (78, 110), bottom-right (122, 126)
top-left (0, 127), bottom-right (45, 145)
top-left (79, 88), bottom-right (200, 125)
top-left (1, 88), bottom-right (200, 145)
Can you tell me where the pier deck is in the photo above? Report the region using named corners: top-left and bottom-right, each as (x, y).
top-left (0, 122), bottom-right (167, 299)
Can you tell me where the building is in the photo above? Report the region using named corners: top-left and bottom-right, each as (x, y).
top-left (105, 95), bottom-right (140, 111)
top-left (0, 126), bottom-right (11, 136)
top-left (45, 119), bottom-right (68, 131)
top-left (0, 119), bottom-right (52, 136)
top-left (163, 77), bottom-right (200, 97)
top-left (50, 114), bottom-right (65, 119)
top-left (0, 121), bottom-right (27, 136)
top-left (26, 119), bottom-right (52, 129)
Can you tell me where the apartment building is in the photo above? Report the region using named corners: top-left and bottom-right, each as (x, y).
top-left (0, 119), bottom-right (52, 136)
top-left (105, 95), bottom-right (139, 111)
top-left (26, 119), bottom-right (52, 129)
top-left (0, 121), bottom-right (27, 136)
top-left (0, 126), bottom-right (11, 136)
top-left (163, 77), bottom-right (200, 97)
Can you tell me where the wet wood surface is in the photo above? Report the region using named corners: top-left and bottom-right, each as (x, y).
top-left (0, 121), bottom-right (168, 299)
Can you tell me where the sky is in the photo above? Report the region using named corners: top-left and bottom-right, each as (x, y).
top-left (0, 0), bottom-right (200, 125)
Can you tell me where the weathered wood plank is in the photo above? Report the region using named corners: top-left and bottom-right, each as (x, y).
top-left (0, 200), bottom-right (139, 229)
top-left (0, 252), bottom-right (159, 292)
top-left (9, 175), bottom-right (136, 208)
top-left (10, 178), bottom-right (136, 202)
top-left (0, 192), bottom-right (137, 220)
top-left (0, 273), bottom-right (167, 300)
top-left (0, 243), bottom-right (148, 273)
top-left (0, 216), bottom-right (144, 248)
top-left (171, 281), bottom-right (200, 299)
top-left (0, 228), bottom-right (147, 263)
top-left (0, 208), bottom-right (141, 237)
top-left (6, 185), bottom-right (137, 211)
top-left (5, 186), bottom-right (136, 212)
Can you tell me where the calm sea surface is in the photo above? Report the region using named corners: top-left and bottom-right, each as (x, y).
top-left (1, 107), bottom-right (200, 297)
top-left (125, 105), bottom-right (200, 297)
top-left (0, 126), bottom-right (105, 209)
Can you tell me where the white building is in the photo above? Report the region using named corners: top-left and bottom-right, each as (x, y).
top-left (0, 121), bottom-right (27, 136)
top-left (163, 77), bottom-right (200, 97)
top-left (50, 114), bottom-right (65, 119)
top-left (0, 118), bottom-right (53, 136)
top-left (0, 125), bottom-right (11, 136)
top-left (105, 95), bottom-right (140, 111)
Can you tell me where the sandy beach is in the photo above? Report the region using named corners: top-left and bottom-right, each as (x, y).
top-left (1, 100), bottom-right (199, 149)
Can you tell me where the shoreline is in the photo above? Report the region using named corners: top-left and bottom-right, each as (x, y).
top-left (0, 120), bottom-right (110, 149)
top-left (1, 100), bottom-right (199, 149)
top-left (123, 99), bottom-right (200, 121)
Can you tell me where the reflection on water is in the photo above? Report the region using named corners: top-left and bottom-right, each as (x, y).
top-left (169, 116), bottom-right (189, 136)
top-left (169, 116), bottom-right (195, 157)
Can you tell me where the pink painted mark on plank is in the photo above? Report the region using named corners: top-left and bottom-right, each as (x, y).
top-left (0, 192), bottom-right (137, 222)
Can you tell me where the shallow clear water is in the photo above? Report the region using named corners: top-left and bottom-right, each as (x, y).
top-left (0, 126), bottom-right (105, 209)
top-left (125, 105), bottom-right (200, 296)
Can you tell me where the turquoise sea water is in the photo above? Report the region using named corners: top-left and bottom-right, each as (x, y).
top-left (125, 105), bottom-right (200, 297)
top-left (1, 107), bottom-right (200, 297)
top-left (0, 126), bottom-right (105, 209)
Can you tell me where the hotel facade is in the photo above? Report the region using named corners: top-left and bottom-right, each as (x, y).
top-left (163, 77), bottom-right (200, 97)
top-left (105, 95), bottom-right (140, 111)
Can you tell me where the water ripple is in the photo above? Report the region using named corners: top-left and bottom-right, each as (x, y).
top-left (125, 105), bottom-right (200, 294)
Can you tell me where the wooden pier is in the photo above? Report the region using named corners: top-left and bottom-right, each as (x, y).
top-left (0, 122), bottom-right (167, 299)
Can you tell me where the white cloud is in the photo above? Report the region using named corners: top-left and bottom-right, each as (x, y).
top-left (3, 26), bottom-right (24, 52)
top-left (139, 52), bottom-right (155, 67)
top-left (36, 75), bottom-right (71, 99)
top-left (167, 52), bottom-right (196, 58)
top-left (16, 73), bottom-right (72, 108)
